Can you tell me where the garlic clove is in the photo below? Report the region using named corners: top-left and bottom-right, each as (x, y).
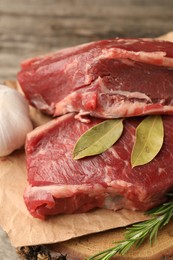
top-left (0, 84), bottom-right (33, 157)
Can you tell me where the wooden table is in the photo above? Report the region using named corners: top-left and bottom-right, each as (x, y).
top-left (0, 0), bottom-right (173, 259)
top-left (1, 0), bottom-right (173, 82)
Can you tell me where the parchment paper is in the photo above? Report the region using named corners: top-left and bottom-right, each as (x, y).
top-left (0, 32), bottom-right (172, 248)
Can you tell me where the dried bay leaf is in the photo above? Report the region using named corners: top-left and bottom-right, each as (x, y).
top-left (131, 115), bottom-right (164, 168)
top-left (73, 119), bottom-right (124, 159)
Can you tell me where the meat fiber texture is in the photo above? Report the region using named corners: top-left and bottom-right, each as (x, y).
top-left (18, 38), bottom-right (173, 119)
top-left (21, 38), bottom-right (173, 220)
top-left (24, 113), bottom-right (173, 220)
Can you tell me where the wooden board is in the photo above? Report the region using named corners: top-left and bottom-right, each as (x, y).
top-left (49, 222), bottom-right (173, 260)
top-left (17, 219), bottom-right (173, 259)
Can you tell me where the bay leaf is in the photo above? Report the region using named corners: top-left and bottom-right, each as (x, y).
top-left (73, 119), bottom-right (124, 160)
top-left (131, 115), bottom-right (164, 168)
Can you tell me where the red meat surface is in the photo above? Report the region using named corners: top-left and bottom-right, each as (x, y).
top-left (24, 114), bottom-right (173, 219)
top-left (18, 38), bottom-right (173, 119)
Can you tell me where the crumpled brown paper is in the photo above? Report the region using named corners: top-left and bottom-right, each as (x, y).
top-left (0, 32), bottom-right (172, 248)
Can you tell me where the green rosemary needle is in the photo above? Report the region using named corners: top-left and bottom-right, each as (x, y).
top-left (87, 201), bottom-right (173, 260)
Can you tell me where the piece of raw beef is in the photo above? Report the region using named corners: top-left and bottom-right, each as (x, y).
top-left (24, 113), bottom-right (173, 219)
top-left (18, 38), bottom-right (173, 119)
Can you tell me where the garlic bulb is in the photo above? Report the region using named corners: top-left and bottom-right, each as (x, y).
top-left (0, 84), bottom-right (33, 156)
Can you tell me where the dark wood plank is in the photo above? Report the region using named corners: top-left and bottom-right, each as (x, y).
top-left (0, 0), bottom-right (173, 81)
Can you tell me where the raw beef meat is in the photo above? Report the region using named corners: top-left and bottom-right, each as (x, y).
top-left (18, 38), bottom-right (173, 119)
top-left (24, 113), bottom-right (173, 219)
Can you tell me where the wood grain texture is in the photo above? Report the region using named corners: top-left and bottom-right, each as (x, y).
top-left (1, 0), bottom-right (173, 81)
top-left (48, 221), bottom-right (173, 260)
top-left (17, 219), bottom-right (173, 260)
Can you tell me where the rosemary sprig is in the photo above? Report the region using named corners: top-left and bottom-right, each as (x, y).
top-left (87, 201), bottom-right (173, 260)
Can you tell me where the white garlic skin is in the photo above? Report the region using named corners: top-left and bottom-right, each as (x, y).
top-left (0, 84), bottom-right (33, 156)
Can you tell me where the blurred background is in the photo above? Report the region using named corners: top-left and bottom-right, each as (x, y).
top-left (1, 0), bottom-right (173, 81)
top-left (0, 0), bottom-right (173, 259)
